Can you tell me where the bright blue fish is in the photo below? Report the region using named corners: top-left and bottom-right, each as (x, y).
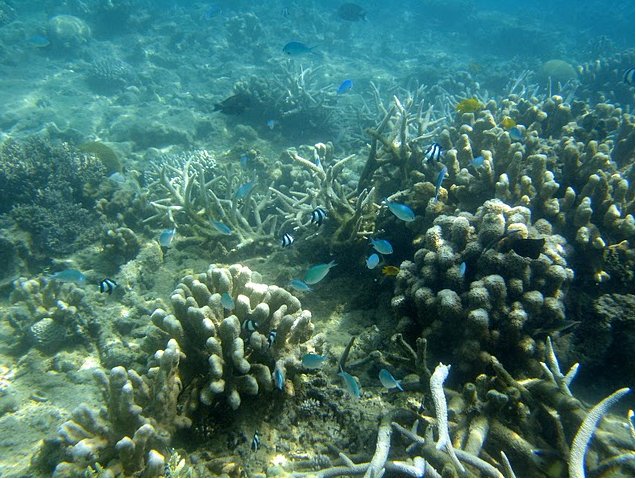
top-left (366, 253), bottom-right (380, 269)
top-left (337, 79), bottom-right (353, 94)
top-left (283, 41), bottom-right (316, 56)
top-left (434, 166), bottom-right (447, 202)
top-left (370, 238), bottom-right (393, 255)
top-left (235, 181), bottom-right (256, 199)
top-left (289, 279), bottom-right (312, 292)
top-left (472, 156), bottom-right (484, 167)
top-left (159, 228), bottom-right (176, 247)
top-left (303, 261), bottom-right (337, 285)
top-left (509, 127), bottom-right (523, 142)
top-left (338, 371), bottom-right (361, 399)
top-left (273, 365), bottom-right (285, 390)
top-left (220, 292), bottom-right (235, 310)
top-left (379, 369), bottom-right (403, 391)
top-left (49, 269), bottom-right (86, 284)
top-left (387, 201), bottom-right (415, 222)
top-left (459, 262), bottom-right (467, 277)
top-left (301, 353), bottom-right (326, 369)
top-left (211, 220), bottom-right (232, 235)
top-left (239, 153), bottom-right (249, 168)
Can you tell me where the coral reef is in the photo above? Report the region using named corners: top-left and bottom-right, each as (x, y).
top-left (149, 263), bottom-right (319, 411)
top-left (40, 340), bottom-right (189, 477)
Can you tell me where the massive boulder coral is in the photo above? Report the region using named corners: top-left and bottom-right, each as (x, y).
top-left (392, 199), bottom-right (573, 376)
top-left (41, 340), bottom-right (189, 477)
top-left (150, 263), bottom-right (318, 411)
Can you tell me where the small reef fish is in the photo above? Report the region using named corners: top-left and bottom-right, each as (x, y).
top-left (202, 4), bottom-right (222, 20)
top-left (366, 253), bottom-right (380, 269)
top-left (501, 237), bottom-right (546, 259)
top-left (99, 278), bottom-right (117, 295)
top-left (220, 292), bottom-right (235, 310)
top-left (267, 330), bottom-right (277, 348)
top-left (370, 238), bottom-right (393, 255)
top-left (501, 116), bottom-right (516, 129)
top-left (379, 369), bottom-right (403, 391)
top-left (243, 318), bottom-right (258, 332)
top-left (289, 279), bottom-right (312, 292)
top-left (303, 261), bottom-right (337, 285)
top-left (283, 41), bottom-right (316, 56)
top-left (108, 172), bottom-right (127, 185)
top-left (50, 269), bottom-right (86, 284)
top-left (310, 207), bottom-right (327, 227)
top-left (337, 79), bottom-right (353, 94)
top-left (456, 97), bottom-right (483, 114)
top-left (266, 119), bottom-right (278, 130)
top-left (386, 201), bottom-right (415, 222)
top-left (434, 165), bottom-right (447, 202)
top-left (301, 353), bottom-right (326, 369)
top-left (213, 92), bottom-right (251, 115)
top-left (623, 67), bottom-right (635, 85)
top-left (211, 220), bottom-right (232, 235)
top-left (159, 228), bottom-right (176, 247)
top-left (251, 431), bottom-right (261, 452)
top-left (458, 262), bottom-right (467, 277)
top-left (509, 127), bottom-right (523, 142)
top-left (338, 370), bottom-right (361, 399)
top-left (337, 3), bottom-right (367, 21)
top-left (281, 232), bottom-right (294, 248)
top-left (273, 365), bottom-right (285, 390)
top-left (235, 181), bottom-right (256, 199)
top-left (424, 143), bottom-right (443, 163)
top-left (28, 34), bottom-right (50, 48)
top-left (239, 153), bottom-right (250, 168)
top-left (382, 265), bottom-right (400, 277)
top-left (472, 156), bottom-right (485, 168)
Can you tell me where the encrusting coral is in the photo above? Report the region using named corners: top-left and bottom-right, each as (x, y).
top-left (150, 263), bottom-right (319, 411)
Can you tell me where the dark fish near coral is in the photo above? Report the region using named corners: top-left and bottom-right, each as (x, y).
top-left (99, 278), bottom-right (117, 295)
top-left (310, 207), bottom-right (327, 226)
top-left (434, 165), bottom-right (447, 201)
top-left (281, 232), bottom-right (294, 248)
top-left (337, 3), bottom-right (367, 21)
top-left (623, 67), bottom-right (635, 85)
top-left (500, 237), bottom-right (546, 259)
top-left (243, 318), bottom-right (258, 332)
top-left (283, 41), bottom-right (316, 56)
top-left (213, 92), bottom-right (251, 114)
top-left (267, 329), bottom-right (277, 348)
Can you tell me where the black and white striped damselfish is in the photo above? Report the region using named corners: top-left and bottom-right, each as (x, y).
top-left (281, 232), bottom-right (294, 247)
top-left (310, 207), bottom-right (327, 227)
top-left (424, 143), bottom-right (443, 163)
top-left (267, 330), bottom-right (277, 348)
top-left (99, 278), bottom-right (117, 295)
top-left (243, 318), bottom-right (258, 332)
top-left (251, 431), bottom-right (261, 452)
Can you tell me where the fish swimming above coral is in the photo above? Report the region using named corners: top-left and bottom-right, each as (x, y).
top-left (283, 41), bottom-right (317, 56)
top-left (337, 3), bottom-right (367, 21)
top-left (623, 67), bottom-right (634, 85)
top-left (337, 79), bottom-right (353, 94)
top-left (456, 97), bottom-right (483, 114)
top-left (386, 201), bottom-right (415, 222)
top-left (213, 92), bottom-right (251, 114)
top-left (499, 236), bottom-right (546, 259)
top-left (49, 269), bottom-right (86, 284)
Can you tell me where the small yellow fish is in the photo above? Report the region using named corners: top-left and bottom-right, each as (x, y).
top-left (382, 266), bottom-right (400, 277)
top-left (455, 97), bottom-right (483, 114)
top-left (501, 116), bottom-right (516, 129)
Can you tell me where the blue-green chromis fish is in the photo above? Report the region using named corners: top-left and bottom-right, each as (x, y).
top-left (283, 41), bottom-right (317, 56)
top-left (338, 370), bottom-right (361, 399)
top-left (211, 220), bottom-right (232, 235)
top-left (434, 165), bottom-right (447, 202)
top-left (220, 292), bottom-right (235, 310)
top-left (289, 279), bottom-right (312, 292)
top-left (386, 201), bottom-right (415, 222)
top-left (273, 365), bottom-right (285, 390)
top-left (379, 369), bottom-right (403, 391)
top-left (159, 228), bottom-right (176, 247)
top-left (370, 238), bottom-right (393, 255)
top-left (366, 253), bottom-right (380, 269)
top-left (49, 269), bottom-right (86, 284)
top-left (303, 260), bottom-right (337, 285)
top-left (301, 353), bottom-right (326, 369)
top-left (235, 181), bottom-right (256, 199)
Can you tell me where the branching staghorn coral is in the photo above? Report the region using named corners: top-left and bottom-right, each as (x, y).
top-left (270, 142), bottom-right (378, 249)
top-left (144, 150), bottom-right (278, 250)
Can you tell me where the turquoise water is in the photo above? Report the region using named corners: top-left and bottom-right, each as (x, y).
top-left (0, 1), bottom-right (634, 477)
